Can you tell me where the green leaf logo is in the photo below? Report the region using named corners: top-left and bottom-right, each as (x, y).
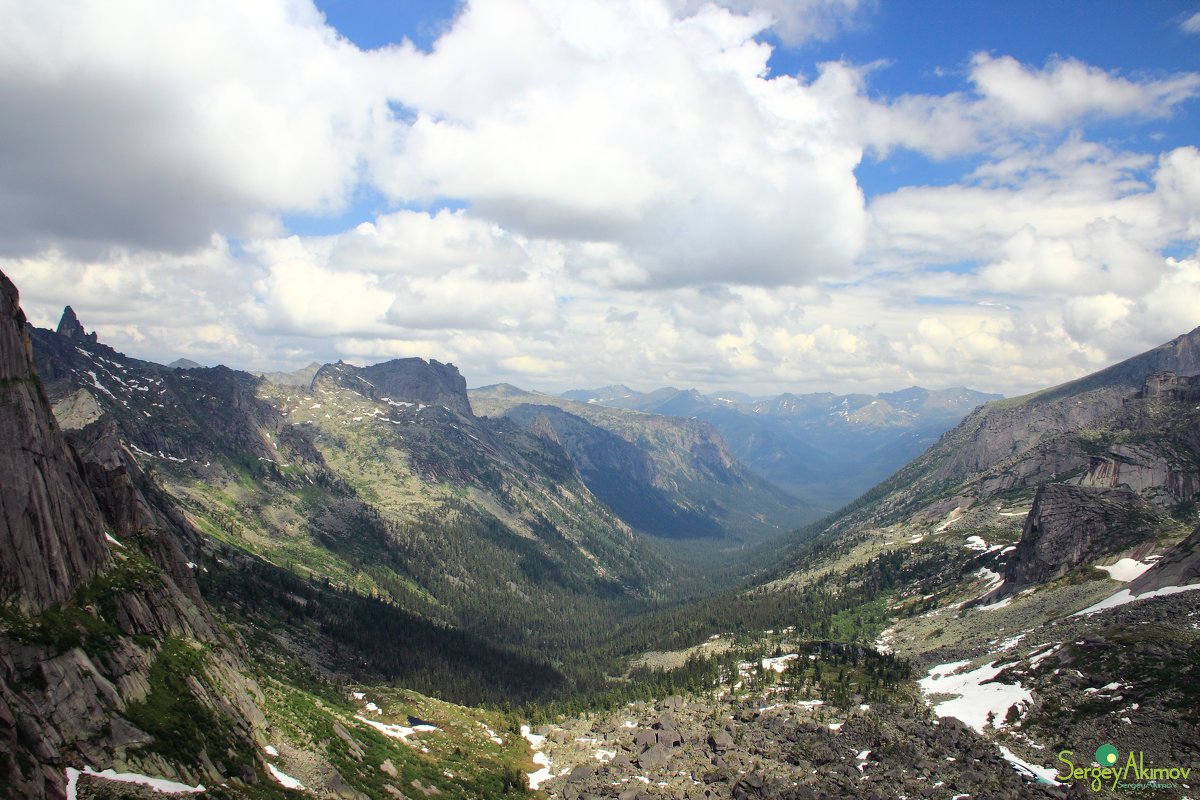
top-left (1096, 744), bottom-right (1119, 766)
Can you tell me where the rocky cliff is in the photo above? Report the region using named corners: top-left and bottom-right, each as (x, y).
top-left (0, 271), bottom-right (264, 799)
top-left (314, 357), bottom-right (473, 416)
top-left (0, 274), bottom-right (108, 613)
top-left (990, 483), bottom-right (1159, 598)
top-left (1128, 523), bottom-right (1200, 594)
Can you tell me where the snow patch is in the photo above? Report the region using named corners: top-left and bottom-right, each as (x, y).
top-left (761, 653), bottom-right (799, 673)
top-left (267, 763), bottom-right (304, 790)
top-left (919, 661), bottom-right (1030, 734)
top-left (998, 745), bottom-right (1060, 785)
top-left (65, 767), bottom-right (205, 799)
top-left (355, 714), bottom-right (438, 742)
top-left (978, 596), bottom-right (1012, 611)
top-left (104, 532), bottom-right (124, 548)
top-left (264, 744), bottom-right (279, 756)
top-left (1095, 558), bottom-right (1153, 582)
top-left (480, 723), bottom-right (503, 745)
top-left (1026, 645), bottom-right (1061, 670)
top-left (1073, 582), bottom-right (1200, 616)
top-left (522, 726), bottom-right (553, 790)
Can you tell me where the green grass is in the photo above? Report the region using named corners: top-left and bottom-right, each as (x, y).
top-left (123, 636), bottom-right (258, 773)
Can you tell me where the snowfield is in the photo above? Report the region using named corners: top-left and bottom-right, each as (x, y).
top-left (918, 660), bottom-right (1030, 734)
top-left (1073, 582), bottom-right (1200, 616)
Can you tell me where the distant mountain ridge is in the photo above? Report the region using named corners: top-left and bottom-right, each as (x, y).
top-left (471, 384), bottom-right (816, 552)
top-left (561, 383), bottom-right (1001, 509)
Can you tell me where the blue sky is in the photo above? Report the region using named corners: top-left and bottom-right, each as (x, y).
top-left (2, 0), bottom-right (1199, 395)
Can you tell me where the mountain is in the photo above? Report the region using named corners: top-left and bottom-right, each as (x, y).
top-left (0, 272), bottom-right (609, 800)
top-left (707, 328), bottom-right (1200, 793)
top-left (27, 312), bottom-right (680, 665)
top-left (513, 331), bottom-right (1200, 798)
top-left (470, 384), bottom-right (817, 564)
top-left (256, 360), bottom-right (322, 386)
top-left (0, 273), bottom-right (271, 797)
top-left (563, 383), bottom-right (1001, 510)
top-left (9, 261), bottom-right (1200, 798)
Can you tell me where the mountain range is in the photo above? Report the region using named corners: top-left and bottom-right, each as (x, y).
top-left (1, 265), bottom-right (1198, 799)
top-left (561, 384), bottom-right (1002, 510)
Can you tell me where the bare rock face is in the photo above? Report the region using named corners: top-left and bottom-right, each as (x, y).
top-left (0, 271), bottom-right (108, 612)
top-left (314, 358), bottom-right (473, 416)
top-left (0, 271), bottom-right (267, 798)
top-left (1079, 443), bottom-right (1199, 505)
top-left (994, 483), bottom-right (1157, 596)
top-left (55, 305), bottom-right (98, 344)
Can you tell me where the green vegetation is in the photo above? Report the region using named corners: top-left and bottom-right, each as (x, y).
top-left (123, 636), bottom-right (258, 772)
top-left (0, 545), bottom-right (162, 653)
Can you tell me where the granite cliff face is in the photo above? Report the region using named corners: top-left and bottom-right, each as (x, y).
top-left (0, 274), bottom-right (108, 612)
top-left (992, 483), bottom-right (1158, 597)
top-left (0, 272), bottom-right (264, 799)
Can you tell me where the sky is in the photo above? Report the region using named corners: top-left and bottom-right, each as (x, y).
top-left (2, 0), bottom-right (1199, 397)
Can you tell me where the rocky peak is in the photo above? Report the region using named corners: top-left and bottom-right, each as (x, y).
top-left (528, 411), bottom-right (563, 445)
top-left (56, 305), bottom-right (98, 344)
top-left (316, 357), bottom-right (473, 416)
top-left (0, 272), bottom-right (108, 611)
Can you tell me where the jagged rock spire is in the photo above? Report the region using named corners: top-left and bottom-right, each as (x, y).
top-left (57, 305), bottom-right (98, 343)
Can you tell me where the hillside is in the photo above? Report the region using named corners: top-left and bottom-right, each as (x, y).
top-left (29, 313), bottom-right (681, 662)
top-left (6, 261), bottom-right (1199, 799)
top-left (470, 384), bottom-right (817, 571)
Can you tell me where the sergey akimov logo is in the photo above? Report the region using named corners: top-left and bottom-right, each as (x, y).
top-left (1058, 743), bottom-right (1192, 792)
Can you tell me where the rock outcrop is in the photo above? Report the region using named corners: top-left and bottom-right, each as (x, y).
top-left (992, 483), bottom-right (1158, 597)
top-left (1079, 442), bottom-right (1199, 505)
top-left (314, 358), bottom-right (473, 416)
top-left (55, 305), bottom-right (98, 344)
top-left (0, 273), bottom-right (108, 612)
top-left (0, 271), bottom-right (266, 798)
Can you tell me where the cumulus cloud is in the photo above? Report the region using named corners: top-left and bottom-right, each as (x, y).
top-left (670, 0), bottom-right (867, 44)
top-left (1, 0), bottom-right (1197, 398)
top-left (969, 54), bottom-right (1200, 127)
top-left (813, 55), bottom-right (1200, 160)
top-left (0, 0), bottom-right (397, 255)
top-left (374, 0), bottom-right (868, 287)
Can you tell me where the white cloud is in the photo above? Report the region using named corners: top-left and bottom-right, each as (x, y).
top-left (969, 54), bottom-right (1200, 127)
top-left (1182, 11), bottom-right (1200, 33)
top-left (373, 0), bottom-right (868, 287)
top-left (0, 0), bottom-right (1197, 399)
top-left (814, 56), bottom-right (1200, 160)
top-left (670, 0), bottom-right (866, 44)
top-left (0, 0), bottom-right (399, 255)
